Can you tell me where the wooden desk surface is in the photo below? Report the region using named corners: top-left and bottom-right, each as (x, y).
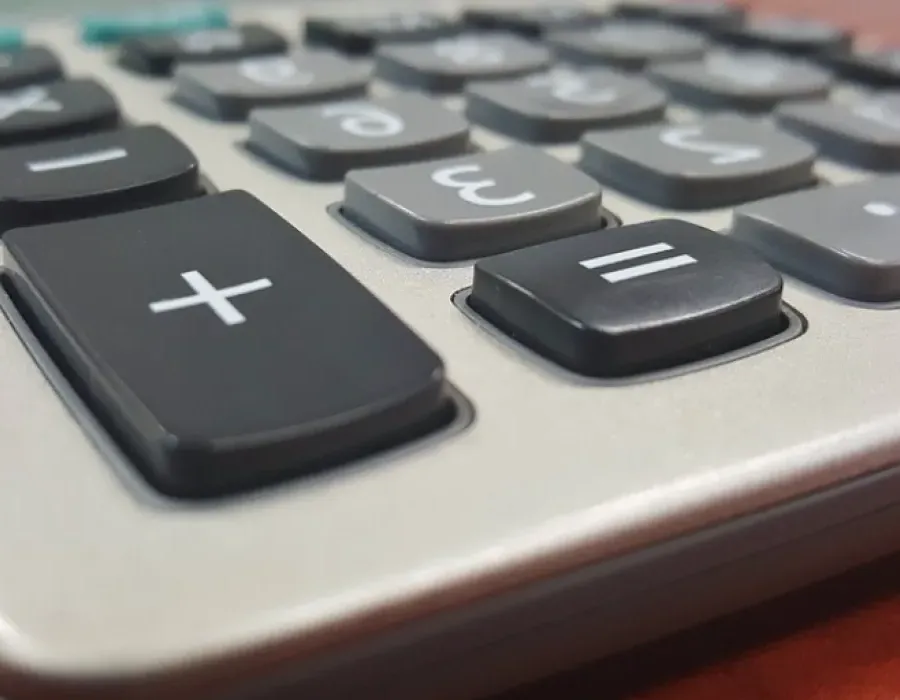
top-left (497, 553), bottom-right (900, 700)
top-left (499, 3), bottom-right (900, 698)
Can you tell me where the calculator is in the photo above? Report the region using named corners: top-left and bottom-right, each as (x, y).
top-left (3, 0), bottom-right (900, 698)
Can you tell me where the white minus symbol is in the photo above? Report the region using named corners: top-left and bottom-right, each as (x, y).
top-left (28, 147), bottom-right (128, 173)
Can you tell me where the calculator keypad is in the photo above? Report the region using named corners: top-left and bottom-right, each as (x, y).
top-left (580, 115), bottom-right (817, 209)
top-left (5, 0), bottom-right (899, 499)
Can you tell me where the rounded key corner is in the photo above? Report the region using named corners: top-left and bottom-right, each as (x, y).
top-left (139, 383), bottom-right (474, 503)
top-left (240, 138), bottom-right (330, 182)
top-left (451, 287), bottom-right (807, 387)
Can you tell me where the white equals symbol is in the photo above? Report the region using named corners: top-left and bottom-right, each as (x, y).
top-left (579, 242), bottom-right (697, 283)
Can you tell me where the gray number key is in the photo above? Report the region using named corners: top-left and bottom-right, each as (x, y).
top-left (776, 94), bottom-right (900, 170)
top-left (342, 146), bottom-right (603, 261)
top-left (580, 114), bottom-right (816, 209)
top-left (547, 21), bottom-right (707, 71)
top-left (731, 177), bottom-right (900, 302)
top-left (462, 6), bottom-right (606, 37)
top-left (304, 13), bottom-right (461, 56)
top-left (649, 50), bottom-right (831, 113)
top-left (718, 17), bottom-right (850, 57)
top-left (375, 34), bottom-right (550, 93)
top-left (248, 93), bottom-right (470, 180)
top-left (466, 66), bottom-right (667, 143)
top-left (615, 1), bottom-right (744, 31)
top-left (830, 49), bottom-right (900, 88)
top-left (174, 51), bottom-right (369, 121)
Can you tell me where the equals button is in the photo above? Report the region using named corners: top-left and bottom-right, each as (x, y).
top-left (0, 124), bottom-right (204, 235)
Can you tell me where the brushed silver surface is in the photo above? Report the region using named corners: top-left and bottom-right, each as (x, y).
top-left (0, 0), bottom-right (895, 692)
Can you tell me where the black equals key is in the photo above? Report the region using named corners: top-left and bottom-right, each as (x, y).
top-left (0, 125), bottom-right (203, 234)
top-left (4, 192), bottom-right (455, 498)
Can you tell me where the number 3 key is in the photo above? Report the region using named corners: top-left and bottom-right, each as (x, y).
top-left (342, 146), bottom-right (603, 261)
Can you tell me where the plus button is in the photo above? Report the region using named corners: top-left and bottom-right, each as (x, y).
top-left (149, 270), bottom-right (272, 326)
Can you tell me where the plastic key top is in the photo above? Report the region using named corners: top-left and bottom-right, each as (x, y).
top-left (0, 125), bottom-right (203, 234)
top-left (4, 191), bottom-right (455, 498)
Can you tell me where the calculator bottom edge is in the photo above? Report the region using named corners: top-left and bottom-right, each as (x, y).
top-left (4, 459), bottom-right (899, 700)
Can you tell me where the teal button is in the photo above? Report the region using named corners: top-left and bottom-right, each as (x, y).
top-left (81, 4), bottom-right (228, 45)
top-left (0, 28), bottom-right (23, 50)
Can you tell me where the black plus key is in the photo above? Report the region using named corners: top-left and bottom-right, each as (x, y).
top-left (716, 17), bottom-right (850, 57)
top-left (4, 192), bottom-right (453, 498)
top-left (0, 46), bottom-right (63, 89)
top-left (0, 79), bottom-right (120, 147)
top-left (304, 13), bottom-right (461, 56)
top-left (732, 177), bottom-right (900, 302)
top-left (469, 219), bottom-right (784, 377)
top-left (118, 24), bottom-right (288, 76)
top-left (579, 115), bottom-right (817, 209)
top-left (463, 6), bottom-right (605, 37)
top-left (0, 125), bottom-right (201, 234)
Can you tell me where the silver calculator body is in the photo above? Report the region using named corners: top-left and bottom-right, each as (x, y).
top-left (3, 1), bottom-right (900, 698)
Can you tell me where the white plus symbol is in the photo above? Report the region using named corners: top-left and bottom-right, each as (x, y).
top-left (149, 270), bottom-right (273, 326)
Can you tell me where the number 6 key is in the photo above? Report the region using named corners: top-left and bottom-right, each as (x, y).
top-left (342, 146), bottom-right (604, 261)
top-left (249, 93), bottom-right (471, 180)
top-left (579, 114), bottom-right (817, 209)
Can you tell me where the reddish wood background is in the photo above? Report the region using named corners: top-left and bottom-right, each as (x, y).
top-left (499, 2), bottom-right (900, 698)
top-left (497, 553), bottom-right (900, 699)
top-left (746, 0), bottom-right (900, 46)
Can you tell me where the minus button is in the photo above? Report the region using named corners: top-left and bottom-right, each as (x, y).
top-left (28, 147), bottom-right (128, 173)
